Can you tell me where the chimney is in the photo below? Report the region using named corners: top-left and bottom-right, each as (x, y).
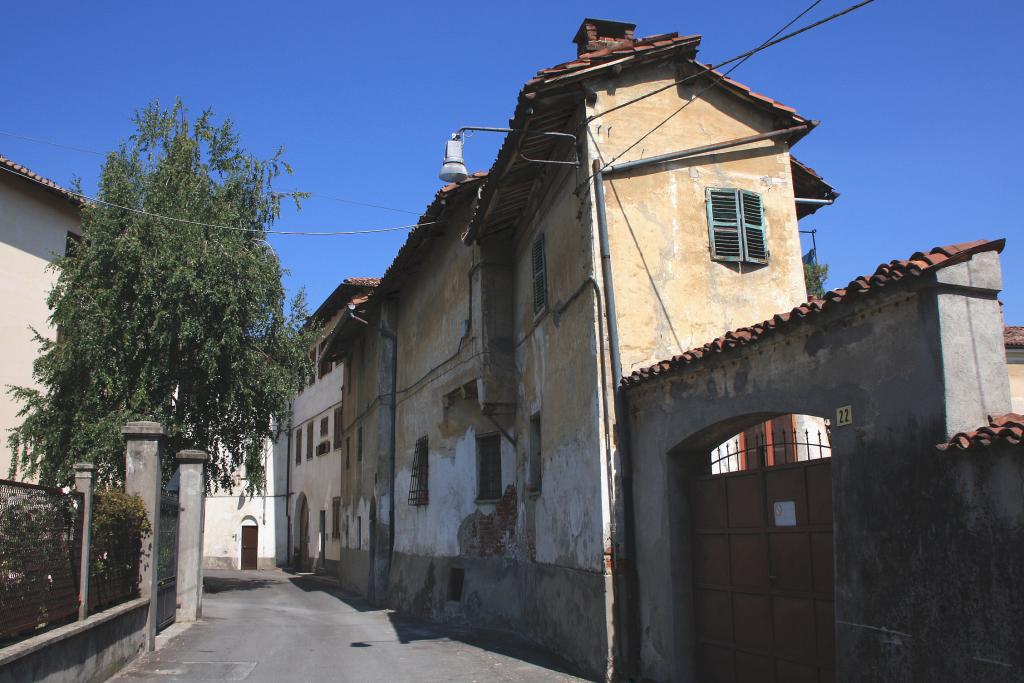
top-left (573, 18), bottom-right (637, 56)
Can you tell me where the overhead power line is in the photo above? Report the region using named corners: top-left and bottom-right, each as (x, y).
top-left (0, 130), bottom-right (420, 216)
top-left (586, 0), bottom-right (877, 126)
top-left (586, 0), bottom-right (845, 185)
top-left (0, 164), bottom-right (434, 236)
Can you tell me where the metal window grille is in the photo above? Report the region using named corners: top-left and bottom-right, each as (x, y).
top-left (408, 437), bottom-right (429, 505)
top-left (531, 235), bottom-right (547, 313)
top-left (477, 434), bottom-right (502, 500)
top-left (709, 418), bottom-right (831, 475)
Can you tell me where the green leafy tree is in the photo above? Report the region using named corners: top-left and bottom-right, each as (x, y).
top-left (8, 101), bottom-right (318, 492)
top-left (804, 261), bottom-right (830, 299)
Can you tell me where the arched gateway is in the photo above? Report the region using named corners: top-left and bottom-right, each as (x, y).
top-left (622, 241), bottom-right (1019, 682)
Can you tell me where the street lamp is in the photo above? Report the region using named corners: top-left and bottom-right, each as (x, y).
top-left (437, 127), bottom-right (578, 183)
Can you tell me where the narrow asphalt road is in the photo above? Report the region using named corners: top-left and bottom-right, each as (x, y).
top-left (113, 570), bottom-right (590, 682)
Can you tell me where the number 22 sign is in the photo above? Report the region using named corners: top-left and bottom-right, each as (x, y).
top-left (836, 405), bottom-right (853, 426)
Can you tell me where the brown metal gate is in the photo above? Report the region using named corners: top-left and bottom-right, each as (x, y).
top-left (241, 526), bottom-right (258, 570)
top-left (692, 453), bottom-right (834, 682)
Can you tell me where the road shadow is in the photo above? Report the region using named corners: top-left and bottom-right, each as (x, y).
top-left (203, 575), bottom-right (276, 593)
top-left (281, 570), bottom-right (591, 680)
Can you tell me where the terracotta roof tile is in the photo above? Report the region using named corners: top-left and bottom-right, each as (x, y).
top-left (622, 239), bottom-right (1007, 389)
top-left (938, 413), bottom-right (1024, 451)
top-left (1005, 326), bottom-right (1024, 348)
top-left (0, 154), bottom-right (83, 206)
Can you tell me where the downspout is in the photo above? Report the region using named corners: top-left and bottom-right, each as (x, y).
top-left (592, 160), bottom-right (638, 677)
top-left (380, 320), bottom-right (398, 605)
top-left (592, 123), bottom-right (812, 675)
top-left (285, 415), bottom-right (292, 568)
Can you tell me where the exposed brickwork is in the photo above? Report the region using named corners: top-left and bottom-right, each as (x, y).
top-left (458, 484), bottom-right (519, 558)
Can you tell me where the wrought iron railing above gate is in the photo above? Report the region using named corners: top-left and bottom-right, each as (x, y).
top-left (710, 419), bottom-right (832, 475)
top-left (156, 491), bottom-right (178, 631)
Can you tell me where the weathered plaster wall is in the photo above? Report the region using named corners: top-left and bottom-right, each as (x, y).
top-left (625, 257), bottom-right (1015, 682)
top-left (0, 178), bottom-right (79, 480)
top-left (289, 312), bottom-right (346, 572)
top-left (1007, 348), bottom-right (1024, 413)
top-left (337, 304), bottom-right (384, 595)
top-left (587, 61), bottom-right (809, 373)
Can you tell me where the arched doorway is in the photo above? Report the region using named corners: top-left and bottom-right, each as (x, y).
top-left (689, 414), bottom-right (834, 681)
top-left (295, 494), bottom-right (309, 571)
top-left (240, 516), bottom-right (259, 570)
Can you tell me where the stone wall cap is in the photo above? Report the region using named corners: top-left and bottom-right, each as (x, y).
top-left (121, 421), bottom-right (166, 437)
top-left (73, 462), bottom-right (96, 472)
top-left (176, 449), bottom-right (210, 463)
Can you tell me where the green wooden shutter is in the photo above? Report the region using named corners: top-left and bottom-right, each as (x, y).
top-left (706, 188), bottom-right (743, 261)
top-left (532, 235), bottom-right (547, 313)
top-left (739, 190), bottom-right (768, 264)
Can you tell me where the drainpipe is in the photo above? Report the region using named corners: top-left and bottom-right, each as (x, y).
top-left (380, 320), bottom-right (398, 605)
top-left (591, 123), bottom-right (812, 675)
top-left (285, 416), bottom-right (292, 568)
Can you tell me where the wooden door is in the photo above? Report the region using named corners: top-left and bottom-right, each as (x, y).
top-left (692, 457), bottom-right (834, 682)
top-left (241, 525), bottom-right (258, 570)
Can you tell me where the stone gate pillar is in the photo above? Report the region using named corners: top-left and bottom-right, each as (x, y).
top-left (175, 450), bottom-right (208, 622)
top-left (123, 421), bottom-right (165, 651)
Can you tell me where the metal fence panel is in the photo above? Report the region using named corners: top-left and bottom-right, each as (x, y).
top-left (0, 479), bottom-right (82, 641)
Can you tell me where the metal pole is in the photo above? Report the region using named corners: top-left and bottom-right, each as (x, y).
top-left (604, 124), bottom-right (811, 176)
top-left (74, 463), bottom-right (95, 621)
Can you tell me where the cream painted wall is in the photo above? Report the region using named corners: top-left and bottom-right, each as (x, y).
top-left (1008, 349), bottom-right (1024, 414)
top-left (0, 177), bottom-right (79, 480)
top-left (586, 61), bottom-right (810, 373)
top-left (202, 437), bottom-right (284, 569)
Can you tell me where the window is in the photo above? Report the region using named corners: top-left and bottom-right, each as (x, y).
top-left (316, 440), bottom-right (330, 456)
top-left (531, 235), bottom-right (547, 314)
top-left (333, 406), bottom-right (343, 450)
top-left (477, 434), bottom-right (502, 501)
top-left (295, 427), bottom-right (303, 465)
top-left (331, 497), bottom-right (341, 539)
top-left (318, 341), bottom-right (333, 378)
top-left (528, 414), bottom-right (542, 493)
top-left (320, 416), bottom-right (329, 438)
top-left (346, 436), bottom-right (351, 470)
top-left (306, 422), bottom-right (313, 459)
top-left (705, 188), bottom-right (768, 265)
top-left (357, 426), bottom-right (363, 462)
top-left (408, 437), bottom-right (429, 505)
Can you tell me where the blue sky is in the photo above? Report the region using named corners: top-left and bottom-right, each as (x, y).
top-left (4, 1), bottom-right (1022, 323)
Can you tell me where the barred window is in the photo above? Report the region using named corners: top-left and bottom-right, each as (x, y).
top-left (477, 434), bottom-right (502, 500)
top-left (408, 437), bottom-right (429, 506)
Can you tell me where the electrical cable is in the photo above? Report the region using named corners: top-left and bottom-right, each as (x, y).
top-left (0, 130), bottom-right (421, 216)
top-left (0, 164), bottom-right (434, 236)
top-left (584, 0), bottom-right (860, 186)
top-left (586, 0), bottom-right (875, 126)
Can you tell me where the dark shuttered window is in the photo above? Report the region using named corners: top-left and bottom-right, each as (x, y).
top-left (306, 422), bottom-right (313, 459)
top-left (477, 434), bottom-right (502, 501)
top-left (333, 406), bottom-right (343, 450)
top-left (295, 427), bottom-right (303, 465)
top-left (706, 188), bottom-right (769, 265)
top-left (531, 235), bottom-right (547, 314)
